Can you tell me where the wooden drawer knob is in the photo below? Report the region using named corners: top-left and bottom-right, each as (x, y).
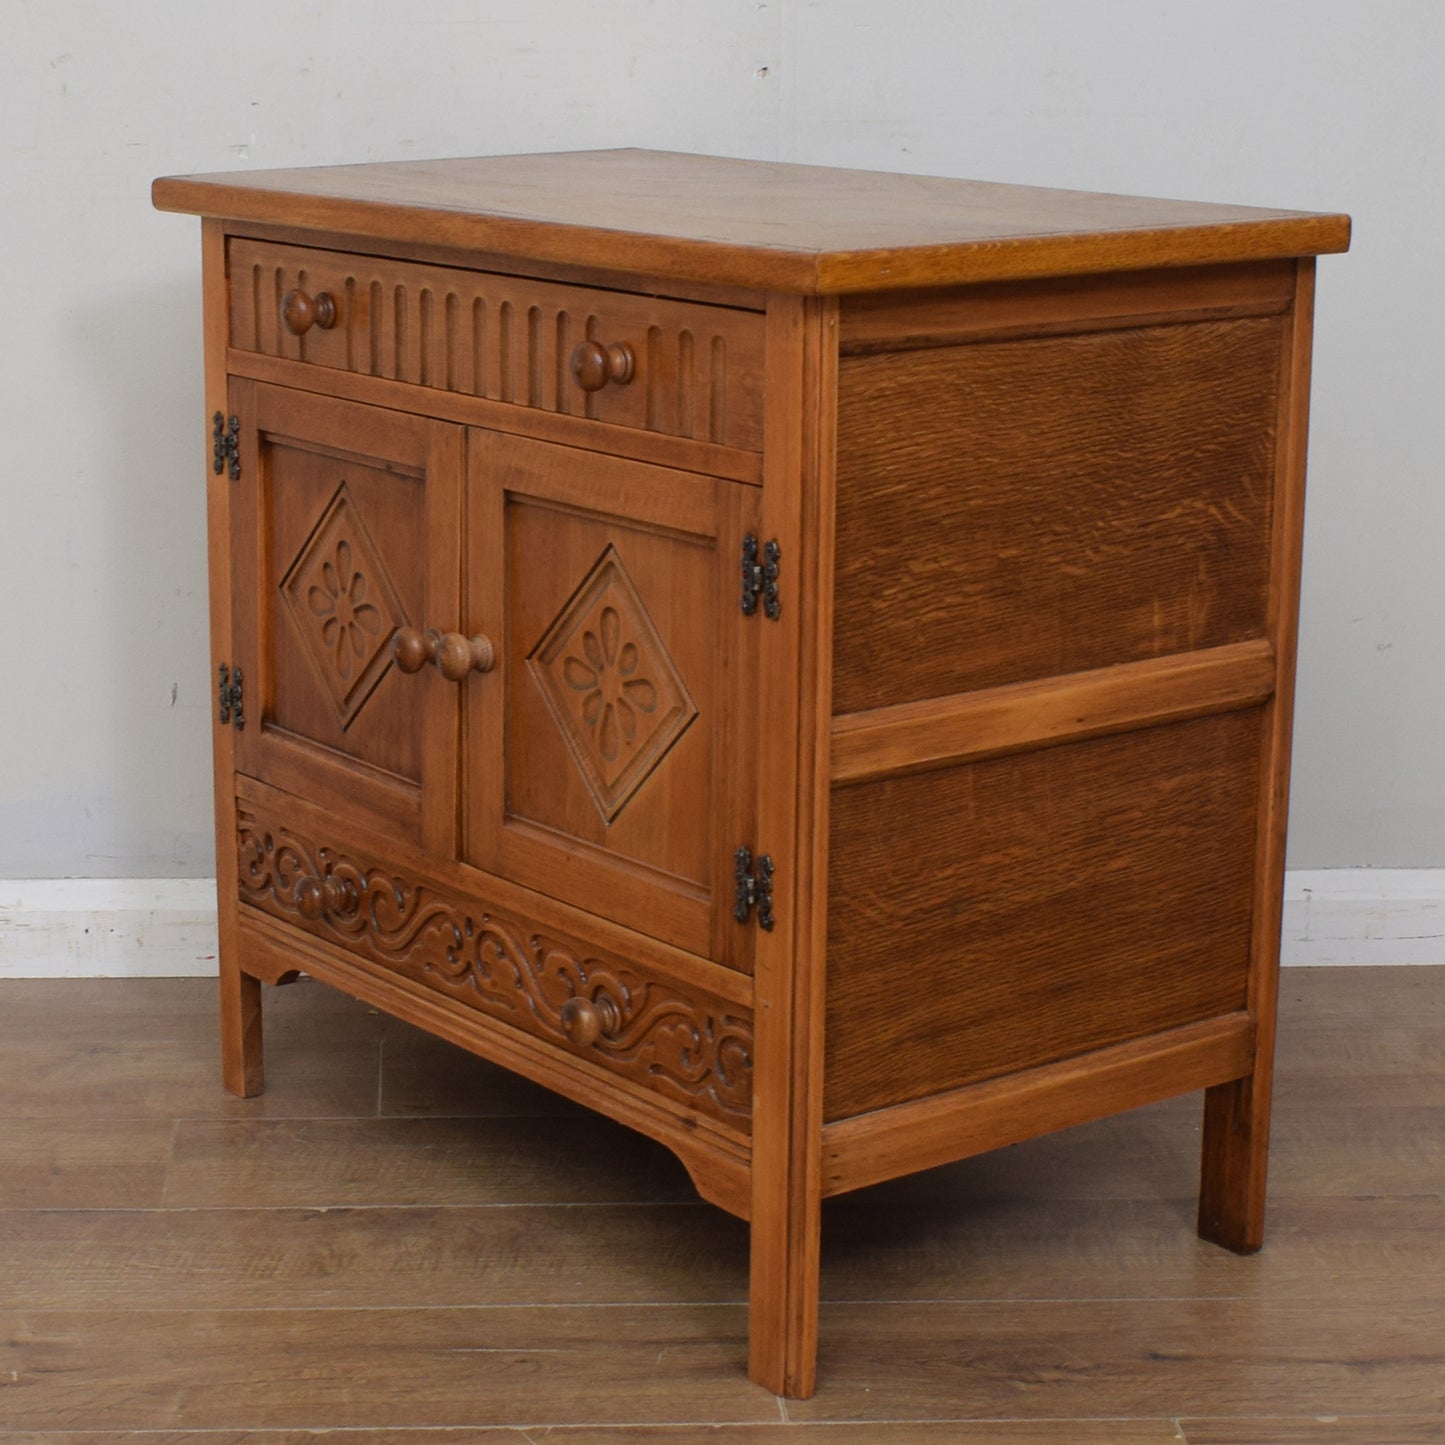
top-left (560, 993), bottom-right (622, 1047)
top-left (281, 288), bottom-right (339, 335)
top-left (392, 627), bottom-right (495, 681)
top-left (295, 874), bottom-right (358, 921)
top-left (569, 340), bottom-right (635, 393)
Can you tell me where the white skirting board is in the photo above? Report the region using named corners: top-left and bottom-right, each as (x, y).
top-left (1, 872), bottom-right (1444, 978)
top-left (0, 879), bottom-right (221, 979)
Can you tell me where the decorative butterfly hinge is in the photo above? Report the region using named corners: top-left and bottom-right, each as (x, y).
top-left (733, 846), bottom-right (775, 931)
top-left (217, 663), bottom-right (245, 730)
top-left (211, 411), bottom-right (240, 480)
top-left (740, 535), bottom-right (781, 619)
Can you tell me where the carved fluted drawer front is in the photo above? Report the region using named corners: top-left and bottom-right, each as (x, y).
top-left (235, 802), bottom-right (754, 1128)
top-left (228, 239), bottom-right (765, 451)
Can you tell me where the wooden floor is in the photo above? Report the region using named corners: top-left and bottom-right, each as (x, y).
top-left (0, 967), bottom-right (1441, 1443)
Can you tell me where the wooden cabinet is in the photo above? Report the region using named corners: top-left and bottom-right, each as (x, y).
top-left (154, 150), bottom-right (1349, 1398)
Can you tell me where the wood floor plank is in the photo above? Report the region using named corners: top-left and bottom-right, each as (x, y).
top-left (9, 1298), bottom-right (1435, 1430)
top-left (0, 1306), bottom-right (776, 1430)
top-left (163, 1115), bottom-right (699, 1207)
top-left (379, 1028), bottom-right (586, 1118)
top-left (1273, 965), bottom-right (1445, 1022)
top-left (822, 1193), bottom-right (1445, 1305)
top-left (1266, 1103), bottom-right (1445, 1195)
top-left (0, 1037), bottom-right (380, 1120)
top-left (0, 1119), bottom-right (175, 1208)
top-left (0, 1429), bottom-right (1186, 1444)
top-left (0, 975), bottom-right (390, 1046)
top-left (1277, 1021), bottom-right (1445, 1078)
top-left (5, 1194), bottom-right (1438, 1320)
top-left (3, 1433), bottom-right (528, 1444)
top-left (0, 1436), bottom-right (527, 1445)
top-left (1181, 1419), bottom-right (1445, 1444)
top-left (514, 1428), bottom-right (1186, 1443)
top-left (2, 970), bottom-right (1441, 1433)
top-left (781, 1299), bottom-right (1445, 1419)
top-left (0, 1204), bottom-right (748, 1309)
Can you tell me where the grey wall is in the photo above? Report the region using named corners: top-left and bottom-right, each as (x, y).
top-left (0, 0), bottom-right (1432, 876)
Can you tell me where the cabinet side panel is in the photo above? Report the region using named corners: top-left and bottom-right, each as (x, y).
top-left (832, 316), bottom-right (1282, 712)
top-left (823, 711), bottom-right (1259, 1121)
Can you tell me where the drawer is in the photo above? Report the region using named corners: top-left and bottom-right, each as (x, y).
top-left (228, 238), bottom-right (766, 452)
top-left (233, 795), bottom-right (754, 1129)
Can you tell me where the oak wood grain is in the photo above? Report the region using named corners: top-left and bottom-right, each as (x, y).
top-left (823, 1014), bottom-right (1253, 1196)
top-left (153, 150), bottom-right (1350, 294)
top-left (223, 214), bottom-right (772, 308)
top-left (153, 149), bottom-right (1350, 1402)
top-left (825, 713), bottom-right (1259, 1119)
top-left (1199, 260), bottom-right (1318, 1255)
top-left (236, 798), bottom-right (755, 1129)
top-left (226, 347), bottom-right (765, 484)
top-left (833, 315), bottom-right (1283, 712)
top-left (229, 236), bottom-right (766, 451)
top-left (201, 217), bottom-right (260, 1100)
top-left (830, 640), bottom-right (1275, 785)
top-left (839, 258), bottom-right (1295, 352)
top-left (745, 294), bottom-right (838, 1398)
top-left (230, 380), bottom-right (463, 853)
top-left (465, 429), bottom-right (758, 964)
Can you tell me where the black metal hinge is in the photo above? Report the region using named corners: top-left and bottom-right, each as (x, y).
top-left (733, 846), bottom-right (775, 931)
top-left (740, 535), bottom-right (781, 619)
top-left (212, 411), bottom-right (240, 480)
top-left (218, 663), bottom-right (245, 730)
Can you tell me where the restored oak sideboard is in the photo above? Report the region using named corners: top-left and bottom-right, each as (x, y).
top-left (153, 150), bottom-right (1350, 1397)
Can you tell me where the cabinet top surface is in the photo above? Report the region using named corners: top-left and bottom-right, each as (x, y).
top-left (153, 148), bottom-right (1349, 294)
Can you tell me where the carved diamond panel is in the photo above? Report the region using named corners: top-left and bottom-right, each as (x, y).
top-left (529, 545), bottom-right (698, 823)
top-left (280, 483), bottom-right (408, 729)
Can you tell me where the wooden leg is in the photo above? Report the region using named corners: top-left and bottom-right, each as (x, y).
top-left (219, 962), bottom-right (264, 1098)
top-left (747, 1167), bottom-right (822, 1398)
top-left (1197, 1069), bottom-right (1272, 1253)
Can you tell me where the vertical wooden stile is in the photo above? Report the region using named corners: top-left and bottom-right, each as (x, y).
top-left (747, 292), bottom-right (838, 1399)
top-left (1198, 258), bottom-right (1318, 1250)
top-left (204, 221), bottom-right (261, 1096)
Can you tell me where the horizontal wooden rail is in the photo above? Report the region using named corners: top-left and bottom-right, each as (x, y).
top-left (227, 349), bottom-right (765, 486)
top-left (831, 639), bottom-right (1276, 787)
top-left (822, 1011), bottom-right (1255, 1198)
top-left (838, 259), bottom-right (1295, 353)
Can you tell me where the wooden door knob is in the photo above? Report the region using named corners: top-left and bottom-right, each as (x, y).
top-left (569, 340), bottom-right (635, 392)
top-left (281, 288), bottom-right (339, 335)
top-left (295, 874), bottom-right (358, 921)
top-left (391, 627), bottom-right (495, 680)
top-left (560, 993), bottom-right (622, 1047)
top-left (391, 626), bottom-right (437, 674)
top-left (435, 631), bottom-right (496, 681)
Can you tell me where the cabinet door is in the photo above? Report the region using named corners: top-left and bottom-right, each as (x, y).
top-left (466, 430), bottom-right (759, 968)
top-left (230, 381), bottom-right (462, 851)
